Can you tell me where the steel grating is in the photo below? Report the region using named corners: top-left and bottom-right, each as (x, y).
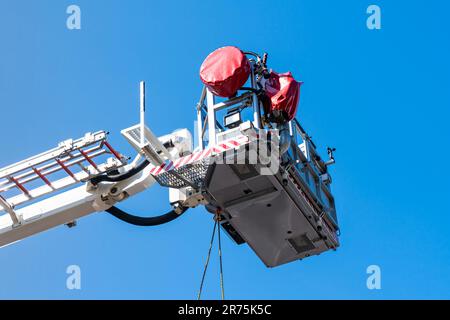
top-left (154, 158), bottom-right (211, 188)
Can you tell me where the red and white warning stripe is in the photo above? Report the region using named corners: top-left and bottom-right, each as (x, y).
top-left (149, 134), bottom-right (249, 176)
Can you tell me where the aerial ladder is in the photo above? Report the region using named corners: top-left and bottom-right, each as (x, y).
top-left (0, 47), bottom-right (340, 268)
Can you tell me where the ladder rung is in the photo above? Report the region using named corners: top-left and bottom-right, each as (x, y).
top-left (3, 157), bottom-right (125, 210)
top-left (103, 140), bottom-right (123, 161)
top-left (0, 131), bottom-right (128, 212)
top-left (0, 131), bottom-right (108, 179)
top-left (9, 177), bottom-right (30, 198)
top-left (79, 150), bottom-right (99, 173)
top-left (55, 159), bottom-right (77, 181)
top-left (32, 167), bottom-right (54, 189)
top-left (0, 148), bottom-right (107, 193)
top-left (0, 144), bottom-right (103, 190)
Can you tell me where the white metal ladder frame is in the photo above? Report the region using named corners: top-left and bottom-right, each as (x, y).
top-left (0, 131), bottom-right (127, 226)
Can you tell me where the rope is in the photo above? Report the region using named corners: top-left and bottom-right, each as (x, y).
top-left (197, 218), bottom-right (217, 300)
top-left (217, 214), bottom-right (225, 300)
top-left (197, 211), bottom-right (226, 300)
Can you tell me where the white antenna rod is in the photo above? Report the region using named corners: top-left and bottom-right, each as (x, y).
top-left (140, 81), bottom-right (146, 147)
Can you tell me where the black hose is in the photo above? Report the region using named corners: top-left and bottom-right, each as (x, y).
top-left (106, 205), bottom-right (188, 227)
top-left (90, 159), bottom-right (150, 186)
top-left (243, 51), bottom-right (262, 62)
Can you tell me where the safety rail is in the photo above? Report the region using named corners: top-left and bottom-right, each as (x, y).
top-left (288, 119), bottom-right (338, 227)
top-left (0, 131), bottom-right (128, 225)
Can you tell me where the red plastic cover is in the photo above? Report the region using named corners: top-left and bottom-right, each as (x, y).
top-left (200, 46), bottom-right (251, 98)
top-left (265, 71), bottom-right (302, 122)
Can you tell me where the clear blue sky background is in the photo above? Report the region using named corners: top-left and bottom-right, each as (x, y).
top-left (0, 0), bottom-right (449, 299)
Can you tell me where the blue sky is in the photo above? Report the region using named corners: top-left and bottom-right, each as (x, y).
top-left (0, 0), bottom-right (449, 299)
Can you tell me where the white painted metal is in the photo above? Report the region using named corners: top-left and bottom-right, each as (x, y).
top-left (0, 195), bottom-right (19, 227)
top-left (121, 124), bottom-right (171, 165)
top-left (0, 131), bottom-right (126, 211)
top-left (140, 81), bottom-right (146, 147)
top-left (0, 54), bottom-right (340, 268)
top-left (0, 123), bottom-right (194, 247)
top-left (0, 131), bottom-right (107, 180)
top-left (206, 89), bottom-right (216, 147)
top-left (0, 162), bottom-right (156, 248)
top-left (158, 129), bottom-right (193, 158)
top-left (198, 62), bottom-right (261, 152)
top-left (3, 157), bottom-right (123, 209)
top-left (196, 87), bottom-right (207, 150)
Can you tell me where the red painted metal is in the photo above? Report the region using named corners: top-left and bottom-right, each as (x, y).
top-left (102, 141), bottom-right (122, 161)
top-left (79, 150), bottom-right (99, 172)
top-left (55, 159), bottom-right (77, 180)
top-left (32, 168), bottom-right (53, 188)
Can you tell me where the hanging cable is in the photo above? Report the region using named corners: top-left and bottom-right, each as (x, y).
top-left (217, 213), bottom-right (225, 300)
top-left (197, 211), bottom-right (226, 300)
top-left (197, 218), bottom-right (217, 300)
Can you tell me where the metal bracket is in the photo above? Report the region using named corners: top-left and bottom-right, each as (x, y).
top-left (0, 195), bottom-right (21, 227)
